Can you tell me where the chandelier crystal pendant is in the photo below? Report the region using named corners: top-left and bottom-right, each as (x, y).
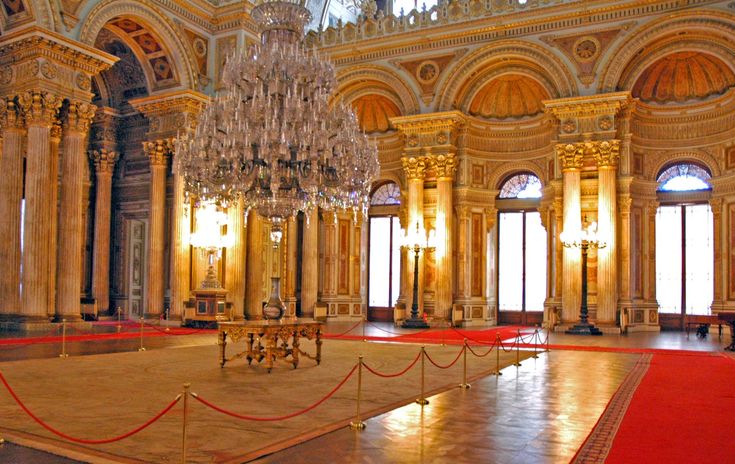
top-left (175, 0), bottom-right (379, 320)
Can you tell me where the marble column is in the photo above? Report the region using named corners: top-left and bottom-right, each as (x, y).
top-left (245, 211), bottom-right (264, 319)
top-left (557, 143), bottom-right (583, 323)
top-left (143, 139), bottom-right (170, 318)
top-left (56, 102), bottom-right (96, 321)
top-left (595, 141), bottom-right (620, 324)
top-left (283, 215), bottom-right (298, 317)
top-left (301, 208), bottom-right (319, 317)
top-left (169, 174), bottom-right (191, 321)
top-left (90, 149), bottom-right (118, 315)
top-left (19, 91), bottom-right (63, 320)
top-left (402, 156), bottom-right (427, 312)
top-left (47, 123), bottom-right (61, 318)
top-left (434, 154), bottom-right (456, 320)
top-left (0, 99), bottom-right (24, 317)
top-left (225, 199), bottom-right (246, 320)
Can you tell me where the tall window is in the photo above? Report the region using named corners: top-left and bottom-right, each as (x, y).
top-left (368, 183), bottom-right (402, 310)
top-left (655, 163), bottom-right (713, 316)
top-left (497, 174), bottom-right (546, 314)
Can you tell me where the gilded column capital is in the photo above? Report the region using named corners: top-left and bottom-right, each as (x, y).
top-left (709, 197), bottom-right (724, 217)
top-left (0, 98), bottom-right (23, 131)
top-left (144, 139), bottom-right (173, 166)
top-left (555, 143), bottom-right (584, 171)
top-left (593, 140), bottom-right (621, 169)
top-left (50, 122), bottom-right (62, 141)
top-left (432, 153), bottom-right (457, 180)
top-left (455, 205), bottom-right (470, 221)
top-left (484, 207), bottom-right (498, 230)
top-left (402, 156), bottom-right (427, 180)
top-left (90, 149), bottom-right (119, 174)
top-left (619, 195), bottom-right (633, 214)
top-left (64, 101), bottom-right (97, 134)
top-left (17, 91), bottom-right (63, 127)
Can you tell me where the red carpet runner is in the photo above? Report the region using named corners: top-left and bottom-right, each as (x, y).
top-left (574, 352), bottom-right (735, 463)
top-left (323, 325), bottom-right (528, 345)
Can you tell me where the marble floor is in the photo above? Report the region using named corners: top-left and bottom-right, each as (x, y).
top-left (0, 322), bottom-right (730, 463)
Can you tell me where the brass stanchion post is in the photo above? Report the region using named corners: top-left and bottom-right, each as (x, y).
top-left (513, 330), bottom-right (522, 367)
top-left (138, 317), bottom-right (146, 352)
top-left (532, 328), bottom-right (539, 359)
top-left (59, 319), bottom-right (68, 358)
top-left (415, 346), bottom-right (429, 406)
top-left (491, 333), bottom-right (503, 376)
top-left (459, 339), bottom-right (471, 389)
top-left (546, 327), bottom-right (551, 352)
top-left (116, 307), bottom-right (122, 333)
top-left (362, 315), bottom-right (366, 342)
top-left (181, 383), bottom-right (190, 464)
top-left (349, 356), bottom-right (366, 430)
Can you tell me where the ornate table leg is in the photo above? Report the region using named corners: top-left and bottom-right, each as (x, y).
top-left (265, 334), bottom-right (276, 373)
top-left (292, 332), bottom-right (300, 369)
top-left (246, 333), bottom-right (254, 365)
top-left (726, 322), bottom-right (735, 351)
top-left (219, 330), bottom-right (227, 368)
top-left (316, 329), bottom-right (322, 366)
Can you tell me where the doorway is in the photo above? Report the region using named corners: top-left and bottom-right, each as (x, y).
top-left (127, 219), bottom-right (148, 320)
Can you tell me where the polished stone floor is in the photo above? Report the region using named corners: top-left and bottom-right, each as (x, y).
top-left (0, 322), bottom-right (730, 463)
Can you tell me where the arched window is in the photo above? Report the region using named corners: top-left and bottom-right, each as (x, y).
top-left (655, 163), bottom-right (713, 322)
top-left (496, 173), bottom-right (546, 325)
top-left (368, 183), bottom-right (402, 322)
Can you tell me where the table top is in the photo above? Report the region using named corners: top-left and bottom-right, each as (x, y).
top-left (218, 319), bottom-right (323, 330)
top-left (717, 312), bottom-right (735, 322)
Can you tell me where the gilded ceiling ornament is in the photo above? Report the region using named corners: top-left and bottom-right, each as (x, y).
top-left (40, 61), bottom-right (57, 79)
top-left (76, 73), bottom-right (91, 91)
top-left (0, 67), bottom-right (13, 85)
top-left (433, 153), bottom-right (457, 180)
top-left (598, 116), bottom-right (614, 131)
top-left (556, 143), bottom-right (584, 171)
top-left (562, 119), bottom-right (577, 133)
top-left (402, 156), bottom-right (427, 180)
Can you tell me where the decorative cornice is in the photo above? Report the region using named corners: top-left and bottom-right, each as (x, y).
top-left (390, 110), bottom-right (466, 135)
top-left (543, 92), bottom-right (634, 120)
top-left (90, 149), bottom-right (119, 174)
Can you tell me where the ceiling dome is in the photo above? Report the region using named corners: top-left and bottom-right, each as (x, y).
top-left (351, 95), bottom-right (401, 134)
top-left (468, 75), bottom-right (550, 119)
top-left (632, 52), bottom-right (735, 103)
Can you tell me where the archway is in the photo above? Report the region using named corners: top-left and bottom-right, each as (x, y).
top-left (367, 182), bottom-right (402, 322)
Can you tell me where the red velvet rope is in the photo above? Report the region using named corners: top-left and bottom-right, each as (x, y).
top-left (423, 346), bottom-right (465, 369)
top-left (191, 364), bottom-right (358, 421)
top-left (362, 350), bottom-right (422, 378)
top-left (466, 343), bottom-right (494, 358)
top-left (0, 371), bottom-right (180, 444)
top-left (143, 323), bottom-right (211, 336)
top-left (322, 320), bottom-right (363, 338)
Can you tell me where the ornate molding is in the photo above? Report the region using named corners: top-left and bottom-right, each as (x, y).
top-left (433, 153), bottom-right (457, 180)
top-left (544, 92), bottom-right (634, 140)
top-left (17, 91), bottom-right (63, 127)
top-left (130, 90), bottom-right (209, 139)
top-left (90, 149), bottom-right (119, 174)
top-left (593, 140), bottom-right (621, 168)
top-left (0, 98), bottom-right (23, 131)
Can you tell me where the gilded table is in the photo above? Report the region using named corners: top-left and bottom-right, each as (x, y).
top-left (218, 319), bottom-right (323, 372)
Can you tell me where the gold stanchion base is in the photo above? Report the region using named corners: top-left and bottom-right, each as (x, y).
top-left (349, 421), bottom-right (366, 430)
top-left (513, 362), bottom-right (522, 367)
top-left (459, 383), bottom-right (471, 389)
top-left (490, 371), bottom-right (503, 376)
top-left (59, 354), bottom-right (68, 359)
top-left (0, 437), bottom-right (4, 445)
top-left (165, 327), bottom-right (171, 332)
top-left (138, 347), bottom-right (146, 352)
top-left (531, 353), bottom-right (539, 359)
top-left (415, 398), bottom-right (429, 406)
top-left (116, 325), bottom-right (121, 333)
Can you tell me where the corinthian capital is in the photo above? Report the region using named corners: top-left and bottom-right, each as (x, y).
top-left (90, 149), bottom-right (119, 174)
top-left (593, 140), bottom-right (620, 168)
top-left (18, 91), bottom-right (63, 127)
top-left (65, 101), bottom-right (97, 134)
top-left (432, 153), bottom-right (457, 180)
top-left (143, 139), bottom-right (173, 166)
top-left (555, 143), bottom-right (584, 171)
top-left (402, 156), bottom-right (427, 180)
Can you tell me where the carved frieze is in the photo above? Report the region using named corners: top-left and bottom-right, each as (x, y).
top-left (130, 90), bottom-right (209, 139)
top-left (544, 92), bottom-right (634, 141)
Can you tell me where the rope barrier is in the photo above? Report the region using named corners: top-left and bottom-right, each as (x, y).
top-left (365, 321), bottom-right (433, 336)
top-left (362, 350), bottom-right (422, 378)
top-left (322, 320), bottom-right (363, 338)
top-left (423, 346), bottom-right (465, 370)
top-left (143, 323), bottom-right (211, 336)
top-left (466, 343), bottom-right (495, 358)
top-left (191, 364), bottom-right (358, 422)
top-left (0, 371), bottom-right (180, 444)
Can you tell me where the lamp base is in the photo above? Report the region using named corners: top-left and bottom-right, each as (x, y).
top-left (565, 323), bottom-right (603, 336)
top-left (402, 317), bottom-right (429, 329)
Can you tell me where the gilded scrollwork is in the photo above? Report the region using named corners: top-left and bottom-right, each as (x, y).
top-left (432, 153), bottom-right (457, 180)
top-left (555, 143), bottom-right (584, 171)
top-left (593, 140), bottom-right (621, 168)
top-left (402, 155), bottom-right (427, 180)
top-left (143, 138), bottom-right (174, 166)
top-left (17, 91), bottom-right (63, 127)
top-left (65, 101), bottom-right (97, 134)
top-left (90, 149), bottom-right (119, 173)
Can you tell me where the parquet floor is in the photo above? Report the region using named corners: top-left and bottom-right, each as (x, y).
top-left (0, 323), bottom-right (729, 463)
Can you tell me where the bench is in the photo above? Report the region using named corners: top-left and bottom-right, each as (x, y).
top-left (684, 315), bottom-right (723, 339)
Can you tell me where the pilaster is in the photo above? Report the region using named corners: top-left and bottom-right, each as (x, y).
top-left (301, 209), bottom-right (319, 318)
top-left (90, 149), bottom-right (118, 315)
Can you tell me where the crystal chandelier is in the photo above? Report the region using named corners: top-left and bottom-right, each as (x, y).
top-left (175, 0), bottom-right (379, 228)
top-left (175, 0), bottom-right (379, 319)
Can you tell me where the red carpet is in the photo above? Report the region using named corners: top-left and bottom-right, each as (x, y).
top-left (324, 325), bottom-right (531, 345)
top-left (582, 352), bottom-right (735, 463)
top-left (0, 325), bottom-right (215, 346)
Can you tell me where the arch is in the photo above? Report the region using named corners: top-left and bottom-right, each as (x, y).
top-left (497, 172), bottom-right (543, 199)
top-left (436, 40), bottom-right (577, 112)
top-left (656, 162), bottom-right (712, 191)
top-left (352, 94), bottom-right (402, 134)
top-left (77, 0), bottom-right (197, 91)
top-left (370, 181), bottom-right (402, 206)
top-left (336, 65), bottom-right (420, 116)
top-left (600, 11), bottom-right (735, 93)
top-left (646, 150), bottom-right (721, 182)
top-left (468, 74), bottom-right (551, 120)
top-left (487, 161), bottom-right (546, 193)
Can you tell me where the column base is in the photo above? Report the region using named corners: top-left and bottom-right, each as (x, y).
top-left (402, 317), bottom-right (430, 329)
top-left (565, 322), bottom-right (603, 336)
